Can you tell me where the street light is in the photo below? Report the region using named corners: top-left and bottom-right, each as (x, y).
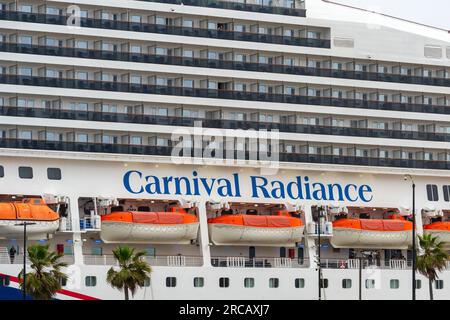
top-left (15, 221), bottom-right (36, 300)
top-left (404, 174), bottom-right (416, 300)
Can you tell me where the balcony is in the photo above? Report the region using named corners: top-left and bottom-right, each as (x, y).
top-left (1, 106), bottom-right (450, 143)
top-left (211, 256), bottom-right (308, 268)
top-left (1, 138), bottom-right (450, 170)
top-left (0, 74), bottom-right (448, 115)
top-left (0, 10), bottom-right (328, 49)
top-left (83, 254), bottom-right (203, 266)
top-left (138, 0), bottom-right (307, 17)
top-left (1, 42), bottom-right (449, 88)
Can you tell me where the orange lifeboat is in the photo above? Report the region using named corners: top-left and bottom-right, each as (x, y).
top-left (0, 198), bottom-right (59, 239)
top-left (330, 214), bottom-right (413, 249)
top-left (208, 210), bottom-right (304, 246)
top-left (100, 207), bottom-right (199, 244)
top-left (423, 221), bottom-right (450, 248)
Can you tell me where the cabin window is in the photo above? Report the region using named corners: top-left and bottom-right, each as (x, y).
top-left (219, 277), bottom-right (229, 288)
top-left (18, 166), bottom-right (33, 179)
top-left (426, 184), bottom-right (439, 201)
top-left (193, 277), bottom-right (204, 288)
top-left (415, 280), bottom-right (422, 289)
top-left (320, 279), bottom-right (328, 288)
top-left (342, 279), bottom-right (352, 289)
top-left (244, 278), bottom-right (254, 288)
top-left (279, 247), bottom-right (286, 258)
top-left (47, 168), bottom-right (62, 180)
top-left (295, 278), bottom-right (305, 288)
top-left (0, 165), bottom-right (3, 177)
top-left (144, 278), bottom-right (151, 287)
top-left (390, 279), bottom-right (400, 289)
top-left (365, 279), bottom-right (376, 289)
top-left (435, 280), bottom-right (444, 290)
top-left (269, 278), bottom-right (279, 288)
top-left (85, 276), bottom-right (97, 287)
top-left (443, 186), bottom-right (450, 202)
top-left (166, 277), bottom-right (177, 287)
top-left (0, 275), bottom-right (10, 286)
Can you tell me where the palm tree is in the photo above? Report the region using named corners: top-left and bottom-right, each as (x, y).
top-left (18, 244), bottom-right (68, 300)
top-left (107, 246), bottom-right (152, 300)
top-left (416, 234), bottom-right (449, 300)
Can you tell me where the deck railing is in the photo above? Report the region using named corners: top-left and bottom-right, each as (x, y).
top-left (83, 254), bottom-right (203, 267)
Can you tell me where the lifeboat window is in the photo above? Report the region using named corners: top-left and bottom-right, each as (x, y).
top-left (47, 168), bottom-right (62, 180)
top-left (319, 279), bottom-right (328, 289)
top-left (390, 279), bottom-right (400, 289)
top-left (18, 166), bottom-right (33, 179)
top-left (342, 279), bottom-right (352, 289)
top-left (219, 277), bottom-right (230, 288)
top-left (193, 277), bottom-right (204, 288)
top-left (435, 280), bottom-right (444, 290)
top-left (426, 184), bottom-right (439, 201)
top-left (295, 278), bottom-right (305, 288)
top-left (85, 276), bottom-right (97, 287)
top-left (365, 279), bottom-right (376, 289)
top-left (415, 280), bottom-right (422, 290)
top-left (244, 278), bottom-right (254, 288)
top-left (443, 186), bottom-right (450, 202)
top-left (166, 277), bottom-right (177, 287)
top-left (0, 165), bottom-right (3, 177)
top-left (269, 278), bottom-right (279, 288)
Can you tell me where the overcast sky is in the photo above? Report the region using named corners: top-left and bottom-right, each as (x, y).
top-left (333, 0), bottom-right (450, 30)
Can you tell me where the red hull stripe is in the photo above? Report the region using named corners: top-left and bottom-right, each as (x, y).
top-left (0, 273), bottom-right (100, 300)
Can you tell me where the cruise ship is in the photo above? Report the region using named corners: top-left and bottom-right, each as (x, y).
top-left (0, 0), bottom-right (448, 300)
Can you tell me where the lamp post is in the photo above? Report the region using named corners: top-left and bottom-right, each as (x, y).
top-left (15, 221), bottom-right (36, 300)
top-left (404, 174), bottom-right (416, 300)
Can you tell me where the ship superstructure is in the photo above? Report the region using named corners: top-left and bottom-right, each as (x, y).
top-left (0, 0), bottom-right (449, 300)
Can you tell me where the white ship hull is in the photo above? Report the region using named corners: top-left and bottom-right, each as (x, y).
top-left (100, 221), bottom-right (200, 244)
top-left (330, 228), bottom-right (412, 249)
top-left (208, 224), bottom-right (305, 246)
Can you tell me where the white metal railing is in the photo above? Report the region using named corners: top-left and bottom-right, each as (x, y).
top-left (306, 222), bottom-right (333, 235)
top-left (226, 257), bottom-right (245, 268)
top-left (79, 217), bottom-right (101, 231)
top-left (389, 259), bottom-right (407, 270)
top-left (58, 216), bottom-right (73, 232)
top-left (83, 254), bottom-right (203, 267)
top-left (274, 257), bottom-right (292, 268)
top-left (211, 256), bottom-right (309, 268)
top-left (347, 259), bottom-right (360, 269)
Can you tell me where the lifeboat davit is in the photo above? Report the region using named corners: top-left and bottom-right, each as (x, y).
top-left (208, 211), bottom-right (304, 246)
top-left (100, 207), bottom-right (199, 244)
top-left (330, 214), bottom-right (413, 249)
top-left (0, 199), bottom-right (59, 239)
top-left (423, 221), bottom-right (450, 248)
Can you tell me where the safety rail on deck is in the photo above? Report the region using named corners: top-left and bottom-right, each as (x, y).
top-left (306, 222), bottom-right (333, 236)
top-left (318, 258), bottom-right (413, 270)
top-left (0, 253), bottom-right (75, 265)
top-left (79, 217), bottom-right (101, 231)
top-left (83, 254), bottom-right (203, 267)
top-left (211, 256), bottom-right (309, 268)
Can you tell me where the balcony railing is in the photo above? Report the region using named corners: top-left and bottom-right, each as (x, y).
top-left (83, 254), bottom-right (203, 266)
top-left (2, 106), bottom-right (450, 143)
top-left (0, 10), bottom-right (328, 48)
top-left (138, 0), bottom-right (307, 17)
top-left (1, 138), bottom-right (450, 170)
top-left (0, 74), bottom-right (448, 115)
top-left (0, 254), bottom-right (75, 265)
top-left (2, 42), bottom-right (449, 88)
top-left (211, 256), bottom-right (309, 268)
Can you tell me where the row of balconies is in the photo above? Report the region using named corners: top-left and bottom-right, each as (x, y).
top-left (0, 39), bottom-right (448, 87)
top-left (1, 129), bottom-right (450, 169)
top-left (0, 70), bottom-right (449, 115)
top-left (1, 104), bottom-right (450, 142)
top-left (0, 8), bottom-right (330, 48)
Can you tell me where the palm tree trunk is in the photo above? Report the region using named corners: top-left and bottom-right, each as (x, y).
top-left (428, 279), bottom-right (433, 300)
top-left (124, 285), bottom-right (129, 300)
